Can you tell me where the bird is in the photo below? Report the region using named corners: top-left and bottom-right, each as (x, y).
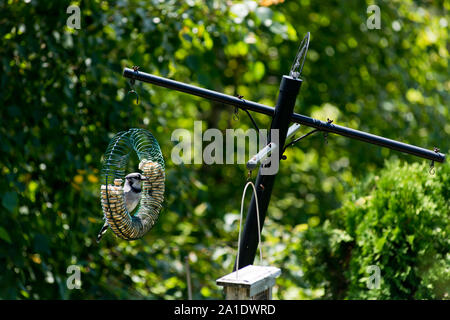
top-left (97, 172), bottom-right (148, 242)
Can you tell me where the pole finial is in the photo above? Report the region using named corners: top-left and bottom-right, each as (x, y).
top-left (290, 32), bottom-right (310, 79)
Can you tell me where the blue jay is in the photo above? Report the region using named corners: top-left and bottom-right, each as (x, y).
top-left (97, 173), bottom-right (148, 242)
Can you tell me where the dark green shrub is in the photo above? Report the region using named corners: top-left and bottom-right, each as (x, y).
top-left (299, 160), bottom-right (449, 299)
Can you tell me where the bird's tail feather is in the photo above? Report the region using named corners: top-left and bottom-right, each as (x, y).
top-left (96, 223), bottom-right (109, 243)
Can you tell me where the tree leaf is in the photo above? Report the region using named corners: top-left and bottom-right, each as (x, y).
top-left (2, 191), bottom-right (18, 213)
top-left (0, 227), bottom-right (12, 244)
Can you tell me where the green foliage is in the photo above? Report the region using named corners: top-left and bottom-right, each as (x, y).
top-left (298, 161), bottom-right (449, 299)
top-left (0, 0), bottom-right (448, 299)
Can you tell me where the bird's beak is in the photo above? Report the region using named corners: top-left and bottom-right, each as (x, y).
top-left (141, 175), bottom-right (149, 181)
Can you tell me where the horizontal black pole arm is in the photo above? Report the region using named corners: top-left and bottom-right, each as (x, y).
top-left (123, 68), bottom-right (445, 163)
top-left (291, 113), bottom-right (445, 163)
top-left (123, 67), bottom-right (274, 116)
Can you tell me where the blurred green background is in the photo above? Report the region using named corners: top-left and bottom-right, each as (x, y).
top-left (0, 0), bottom-right (448, 299)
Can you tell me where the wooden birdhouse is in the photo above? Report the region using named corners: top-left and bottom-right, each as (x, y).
top-left (216, 265), bottom-right (281, 300)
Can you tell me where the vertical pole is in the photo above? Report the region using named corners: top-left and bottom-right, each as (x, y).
top-left (234, 75), bottom-right (303, 270)
top-left (185, 256), bottom-right (192, 300)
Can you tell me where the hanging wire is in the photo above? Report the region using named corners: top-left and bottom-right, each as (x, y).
top-left (236, 181), bottom-right (262, 279)
top-left (243, 109), bottom-right (260, 132)
top-left (281, 118), bottom-right (334, 158)
top-left (282, 128), bottom-right (320, 155)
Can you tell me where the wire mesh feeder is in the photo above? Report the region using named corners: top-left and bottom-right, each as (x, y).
top-left (100, 128), bottom-right (165, 240)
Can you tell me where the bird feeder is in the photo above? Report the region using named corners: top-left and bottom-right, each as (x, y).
top-left (100, 128), bottom-right (165, 240)
top-left (216, 265), bottom-right (281, 300)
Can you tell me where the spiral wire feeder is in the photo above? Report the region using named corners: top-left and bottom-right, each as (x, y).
top-left (100, 128), bottom-right (165, 240)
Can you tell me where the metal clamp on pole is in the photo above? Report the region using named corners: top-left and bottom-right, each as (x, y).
top-left (247, 123), bottom-right (301, 171)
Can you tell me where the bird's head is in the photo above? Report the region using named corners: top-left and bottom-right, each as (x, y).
top-left (125, 172), bottom-right (148, 189)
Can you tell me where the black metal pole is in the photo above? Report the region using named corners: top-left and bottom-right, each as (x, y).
top-left (290, 114), bottom-right (446, 163)
top-left (234, 75), bottom-right (302, 269)
top-left (123, 68), bottom-right (445, 163)
top-left (123, 68), bottom-right (274, 116)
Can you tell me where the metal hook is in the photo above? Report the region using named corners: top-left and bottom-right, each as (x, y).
top-left (233, 94), bottom-right (244, 121)
top-left (429, 160), bottom-right (435, 175)
top-left (429, 147), bottom-right (440, 175)
top-left (127, 88), bottom-right (139, 105)
top-left (127, 74), bottom-right (140, 105)
top-left (324, 118), bottom-right (333, 145)
top-left (126, 66), bottom-right (140, 104)
top-left (233, 106), bottom-right (239, 121)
